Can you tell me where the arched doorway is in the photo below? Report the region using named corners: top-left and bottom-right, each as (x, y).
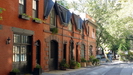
top-left (81, 44), bottom-right (85, 58)
top-left (70, 39), bottom-right (74, 60)
top-left (89, 45), bottom-right (93, 56)
top-left (49, 40), bottom-right (58, 70)
top-left (76, 44), bottom-right (79, 62)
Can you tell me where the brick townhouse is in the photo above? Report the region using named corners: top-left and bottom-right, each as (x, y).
top-left (0, 0), bottom-right (97, 75)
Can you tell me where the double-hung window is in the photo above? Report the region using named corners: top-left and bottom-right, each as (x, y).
top-left (68, 20), bottom-right (72, 31)
top-left (50, 8), bottom-right (56, 28)
top-left (19, 0), bottom-right (26, 14)
top-left (32, 0), bottom-right (38, 18)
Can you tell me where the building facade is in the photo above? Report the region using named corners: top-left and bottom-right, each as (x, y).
top-left (0, 0), bottom-right (97, 75)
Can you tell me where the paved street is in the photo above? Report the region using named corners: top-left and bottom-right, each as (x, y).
top-left (42, 61), bottom-right (133, 75)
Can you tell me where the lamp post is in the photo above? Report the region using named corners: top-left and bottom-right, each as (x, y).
top-left (6, 37), bottom-right (11, 44)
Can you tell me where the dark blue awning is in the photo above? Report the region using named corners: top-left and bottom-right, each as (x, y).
top-left (44, 0), bottom-right (54, 19)
top-left (80, 18), bottom-right (83, 29)
top-left (73, 14), bottom-right (83, 30)
top-left (55, 2), bottom-right (72, 26)
top-left (66, 10), bottom-right (72, 24)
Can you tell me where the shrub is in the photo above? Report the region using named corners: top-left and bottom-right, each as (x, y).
top-left (89, 55), bottom-right (95, 62)
top-left (36, 64), bottom-right (42, 68)
top-left (81, 58), bottom-right (86, 62)
top-left (11, 68), bottom-right (20, 73)
top-left (59, 59), bottom-right (69, 68)
top-left (76, 62), bottom-right (81, 68)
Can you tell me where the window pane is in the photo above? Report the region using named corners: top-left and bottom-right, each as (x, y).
top-left (13, 46), bottom-right (20, 62)
top-left (19, 0), bottom-right (24, 4)
top-left (14, 34), bottom-right (21, 43)
top-left (50, 9), bottom-right (55, 26)
top-left (21, 46), bottom-right (27, 61)
top-left (32, 9), bottom-right (37, 18)
top-left (19, 4), bottom-right (24, 14)
top-left (68, 21), bottom-right (72, 31)
top-left (32, 0), bottom-right (36, 10)
top-left (19, 0), bottom-right (25, 14)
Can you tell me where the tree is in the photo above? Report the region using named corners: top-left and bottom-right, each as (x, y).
top-left (56, 0), bottom-right (69, 9)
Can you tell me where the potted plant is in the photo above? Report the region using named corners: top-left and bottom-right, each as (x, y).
top-left (75, 62), bottom-right (81, 69)
top-left (89, 55), bottom-right (95, 66)
top-left (86, 60), bottom-right (92, 66)
top-left (33, 64), bottom-right (42, 75)
top-left (70, 59), bottom-right (77, 69)
top-left (59, 59), bottom-right (69, 70)
top-left (32, 18), bottom-right (42, 24)
top-left (80, 58), bottom-right (86, 67)
top-left (93, 58), bottom-right (100, 66)
top-left (19, 13), bottom-right (31, 20)
top-left (9, 68), bottom-right (20, 75)
top-left (50, 27), bottom-right (58, 34)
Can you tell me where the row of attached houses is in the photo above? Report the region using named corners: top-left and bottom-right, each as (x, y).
top-left (0, 0), bottom-right (97, 75)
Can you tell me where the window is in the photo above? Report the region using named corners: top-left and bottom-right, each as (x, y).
top-left (92, 29), bottom-right (95, 38)
top-left (68, 20), bottom-right (72, 31)
top-left (81, 44), bottom-right (85, 58)
top-left (88, 26), bottom-right (90, 36)
top-left (32, 0), bottom-right (38, 18)
top-left (50, 8), bottom-right (56, 28)
top-left (81, 28), bottom-right (84, 39)
top-left (13, 34), bottom-right (31, 62)
top-left (19, 0), bottom-right (26, 14)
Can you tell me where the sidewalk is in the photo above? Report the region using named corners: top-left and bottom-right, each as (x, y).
top-left (42, 60), bottom-right (121, 75)
top-left (42, 66), bottom-right (94, 75)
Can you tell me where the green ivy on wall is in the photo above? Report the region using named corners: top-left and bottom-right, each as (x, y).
top-left (0, 8), bottom-right (6, 20)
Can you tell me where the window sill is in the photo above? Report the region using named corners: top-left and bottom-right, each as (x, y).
top-left (19, 14), bottom-right (30, 20)
top-left (33, 19), bottom-right (42, 24)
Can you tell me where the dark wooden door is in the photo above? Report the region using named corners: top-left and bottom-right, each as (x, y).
top-left (76, 45), bottom-right (78, 62)
top-left (36, 40), bottom-right (40, 64)
top-left (13, 34), bottom-right (32, 73)
top-left (49, 40), bottom-right (58, 70)
top-left (13, 45), bottom-right (31, 73)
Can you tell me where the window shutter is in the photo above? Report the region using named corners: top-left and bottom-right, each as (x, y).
top-left (44, 0), bottom-right (54, 19)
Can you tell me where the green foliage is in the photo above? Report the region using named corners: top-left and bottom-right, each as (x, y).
top-left (0, 8), bottom-right (6, 13)
top-left (92, 58), bottom-right (99, 65)
top-left (33, 18), bottom-right (41, 21)
top-left (89, 56), bottom-right (95, 62)
top-left (21, 13), bottom-right (31, 18)
top-left (81, 58), bottom-right (86, 62)
top-left (50, 28), bottom-right (58, 34)
top-left (119, 51), bottom-right (133, 62)
top-left (59, 59), bottom-right (69, 68)
top-left (11, 68), bottom-right (20, 73)
top-left (76, 62), bottom-right (81, 68)
top-left (0, 7), bottom-right (6, 20)
top-left (35, 64), bottom-right (42, 68)
top-left (56, 0), bottom-right (69, 9)
top-left (70, 59), bottom-right (77, 67)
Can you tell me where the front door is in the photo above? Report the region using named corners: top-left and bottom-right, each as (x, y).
top-left (49, 40), bottom-right (58, 70)
top-left (13, 34), bottom-right (32, 73)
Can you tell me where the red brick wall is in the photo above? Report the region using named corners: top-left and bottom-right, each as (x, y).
top-left (0, 0), bottom-right (97, 74)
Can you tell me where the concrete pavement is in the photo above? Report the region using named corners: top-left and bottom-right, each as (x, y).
top-left (42, 60), bottom-right (123, 75)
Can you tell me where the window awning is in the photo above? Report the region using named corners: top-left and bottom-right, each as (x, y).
top-left (55, 2), bottom-right (72, 26)
top-left (73, 14), bottom-right (83, 30)
top-left (44, 0), bottom-right (54, 19)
